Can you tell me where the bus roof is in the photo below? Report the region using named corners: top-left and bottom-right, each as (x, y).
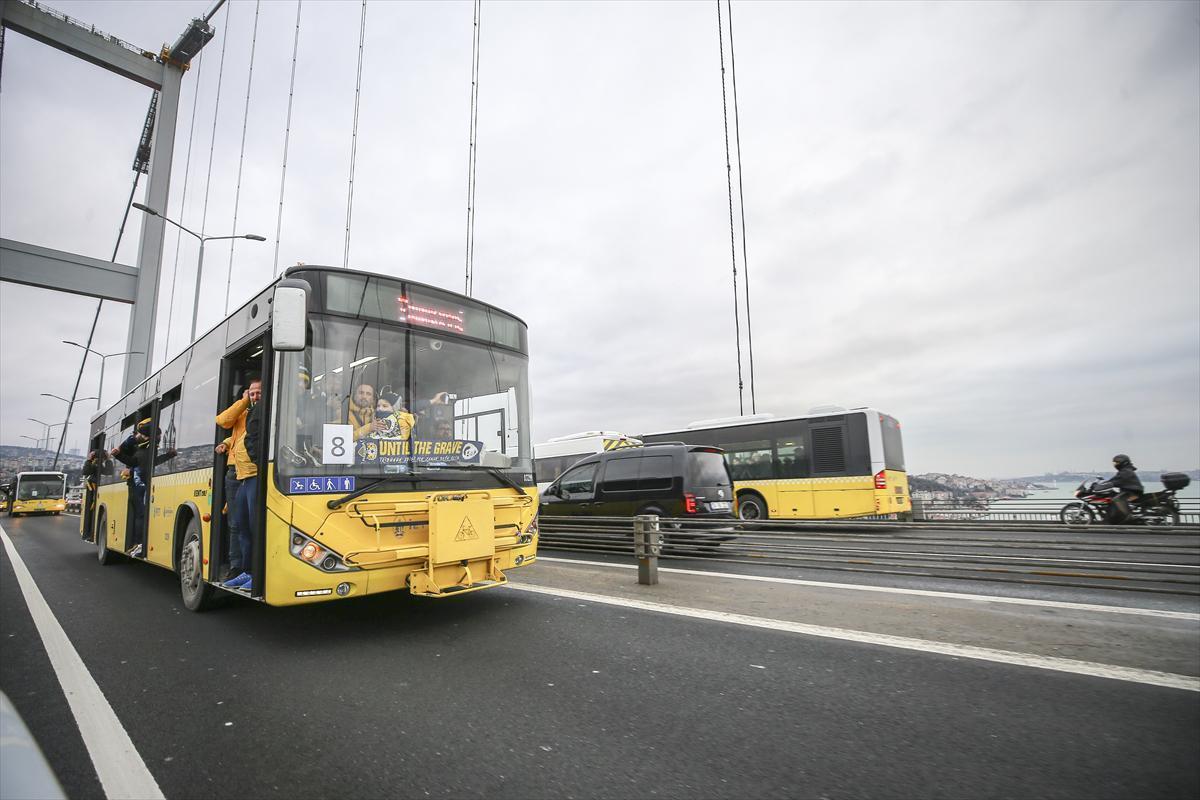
top-left (640, 407), bottom-right (890, 437)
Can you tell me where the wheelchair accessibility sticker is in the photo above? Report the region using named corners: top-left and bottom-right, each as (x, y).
top-left (288, 476), bottom-right (356, 494)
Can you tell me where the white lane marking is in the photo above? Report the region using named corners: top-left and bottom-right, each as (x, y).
top-left (0, 523), bottom-right (165, 800)
top-left (506, 582), bottom-right (1200, 692)
top-left (536, 557), bottom-right (1200, 621)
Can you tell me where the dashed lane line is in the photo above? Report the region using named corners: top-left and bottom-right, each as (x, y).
top-left (536, 556), bottom-right (1200, 621)
top-left (506, 581), bottom-right (1200, 692)
top-left (0, 523), bottom-right (164, 800)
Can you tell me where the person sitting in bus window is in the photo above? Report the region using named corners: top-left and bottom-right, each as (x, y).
top-left (372, 391), bottom-right (415, 440)
top-left (348, 382), bottom-right (387, 439)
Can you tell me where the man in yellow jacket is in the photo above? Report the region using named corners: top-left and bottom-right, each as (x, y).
top-left (216, 378), bottom-right (261, 590)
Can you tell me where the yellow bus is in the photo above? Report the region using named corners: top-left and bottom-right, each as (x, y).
top-left (10, 472), bottom-right (68, 516)
top-left (82, 267), bottom-right (538, 610)
top-left (640, 407), bottom-right (910, 521)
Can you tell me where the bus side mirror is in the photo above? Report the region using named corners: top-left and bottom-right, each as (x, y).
top-left (272, 279), bottom-right (311, 352)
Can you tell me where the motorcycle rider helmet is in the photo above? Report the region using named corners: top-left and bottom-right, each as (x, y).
top-left (1112, 454), bottom-right (1131, 469)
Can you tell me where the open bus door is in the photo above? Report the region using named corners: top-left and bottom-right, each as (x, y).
top-left (80, 432), bottom-right (105, 543)
top-left (209, 335), bottom-right (272, 598)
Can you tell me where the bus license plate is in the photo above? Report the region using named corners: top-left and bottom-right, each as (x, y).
top-left (708, 501), bottom-right (731, 511)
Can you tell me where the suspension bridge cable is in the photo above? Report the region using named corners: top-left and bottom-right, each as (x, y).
top-left (463, 0), bottom-right (481, 296)
top-left (163, 48), bottom-right (207, 362)
top-left (196, 1), bottom-right (231, 340)
top-left (53, 173), bottom-right (144, 468)
top-left (726, 0), bottom-right (756, 414)
top-left (273, 0), bottom-right (304, 277)
top-left (225, 0), bottom-right (262, 315)
top-left (343, 0), bottom-right (367, 269)
top-left (717, 0), bottom-right (745, 416)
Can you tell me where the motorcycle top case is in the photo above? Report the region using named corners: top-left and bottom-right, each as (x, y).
top-left (1160, 472), bottom-right (1191, 491)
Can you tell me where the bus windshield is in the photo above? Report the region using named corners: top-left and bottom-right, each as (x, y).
top-left (17, 476), bottom-right (65, 500)
top-left (276, 314), bottom-right (532, 484)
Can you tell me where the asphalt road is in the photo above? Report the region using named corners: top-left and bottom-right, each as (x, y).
top-left (3, 513), bottom-right (1198, 799)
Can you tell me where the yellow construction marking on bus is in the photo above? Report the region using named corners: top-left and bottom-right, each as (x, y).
top-left (602, 438), bottom-right (641, 451)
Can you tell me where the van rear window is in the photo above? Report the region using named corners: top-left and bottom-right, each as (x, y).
top-left (688, 452), bottom-right (731, 487)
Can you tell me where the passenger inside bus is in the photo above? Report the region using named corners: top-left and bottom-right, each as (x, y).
top-left (372, 390), bottom-right (415, 440)
top-left (348, 382), bottom-right (385, 439)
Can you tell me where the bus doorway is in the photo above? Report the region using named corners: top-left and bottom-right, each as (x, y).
top-left (81, 432), bottom-right (105, 543)
top-left (210, 337), bottom-right (271, 597)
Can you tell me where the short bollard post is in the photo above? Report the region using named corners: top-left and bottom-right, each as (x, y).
top-left (634, 514), bottom-right (661, 585)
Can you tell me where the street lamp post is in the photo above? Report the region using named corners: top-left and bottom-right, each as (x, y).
top-left (61, 342), bottom-right (142, 409)
top-left (41, 394), bottom-right (98, 457)
top-left (131, 203), bottom-right (266, 344)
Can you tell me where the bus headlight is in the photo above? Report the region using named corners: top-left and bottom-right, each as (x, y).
top-left (289, 528), bottom-right (356, 573)
top-left (520, 513), bottom-right (538, 543)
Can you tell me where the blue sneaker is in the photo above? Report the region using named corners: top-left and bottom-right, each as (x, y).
top-left (223, 572), bottom-right (251, 589)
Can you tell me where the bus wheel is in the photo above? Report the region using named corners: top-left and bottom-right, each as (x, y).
top-left (738, 494), bottom-right (767, 521)
top-left (179, 517), bottom-right (214, 612)
top-left (97, 512), bottom-right (117, 566)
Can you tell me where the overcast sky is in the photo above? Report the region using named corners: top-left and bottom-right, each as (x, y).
top-left (1, 0), bottom-right (1197, 478)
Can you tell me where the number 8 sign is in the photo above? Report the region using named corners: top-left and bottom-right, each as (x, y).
top-left (321, 424), bottom-right (355, 465)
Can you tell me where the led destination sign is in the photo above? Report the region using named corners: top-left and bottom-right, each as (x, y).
top-left (397, 296), bottom-right (465, 333)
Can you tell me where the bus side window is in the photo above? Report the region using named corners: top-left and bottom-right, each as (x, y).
top-left (775, 440), bottom-right (808, 479)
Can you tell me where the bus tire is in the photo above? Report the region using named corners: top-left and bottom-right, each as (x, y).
top-left (738, 493), bottom-right (767, 521)
top-left (97, 510), bottom-right (117, 566)
top-left (179, 516), bottom-right (214, 612)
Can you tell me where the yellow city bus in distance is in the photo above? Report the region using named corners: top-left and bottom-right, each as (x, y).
top-left (640, 407), bottom-right (910, 521)
top-left (83, 267), bottom-right (538, 610)
top-left (10, 472), bottom-right (68, 516)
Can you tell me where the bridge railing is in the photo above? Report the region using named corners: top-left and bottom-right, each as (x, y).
top-left (909, 497), bottom-right (1200, 524)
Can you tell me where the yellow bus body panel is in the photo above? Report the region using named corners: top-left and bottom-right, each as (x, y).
top-left (262, 466), bottom-right (538, 606)
top-left (737, 470), bottom-right (912, 520)
top-left (89, 465), bottom-right (537, 606)
top-left (10, 499), bottom-right (66, 514)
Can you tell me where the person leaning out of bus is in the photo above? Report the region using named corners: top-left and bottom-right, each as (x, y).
top-left (214, 435), bottom-right (243, 582)
top-left (111, 419), bottom-right (153, 558)
top-left (348, 382), bottom-right (387, 440)
top-left (82, 449), bottom-right (103, 525)
top-left (1093, 453), bottom-right (1144, 524)
top-left (215, 378), bottom-right (261, 590)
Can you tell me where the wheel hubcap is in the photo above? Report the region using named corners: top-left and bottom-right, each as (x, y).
top-left (181, 539), bottom-right (200, 593)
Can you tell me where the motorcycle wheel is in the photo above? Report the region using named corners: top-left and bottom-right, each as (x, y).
top-left (1059, 502), bottom-right (1095, 527)
top-left (1144, 510), bottom-right (1180, 528)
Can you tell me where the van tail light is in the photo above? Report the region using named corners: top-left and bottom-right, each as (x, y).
top-left (684, 493), bottom-right (698, 514)
top-left (874, 471), bottom-right (887, 490)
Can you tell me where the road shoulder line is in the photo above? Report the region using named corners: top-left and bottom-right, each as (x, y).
top-left (536, 556), bottom-right (1200, 621)
top-left (507, 581), bottom-right (1200, 692)
top-left (0, 523), bottom-right (164, 800)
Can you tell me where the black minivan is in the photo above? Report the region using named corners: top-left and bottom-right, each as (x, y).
top-left (539, 444), bottom-right (736, 520)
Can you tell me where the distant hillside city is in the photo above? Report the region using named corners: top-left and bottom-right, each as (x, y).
top-left (910, 470), bottom-right (1200, 502)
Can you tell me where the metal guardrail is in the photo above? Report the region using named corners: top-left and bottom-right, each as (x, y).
top-left (909, 496), bottom-right (1200, 524)
top-left (538, 515), bottom-right (1200, 595)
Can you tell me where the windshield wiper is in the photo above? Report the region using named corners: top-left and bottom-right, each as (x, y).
top-left (325, 474), bottom-right (466, 510)
top-left (453, 465), bottom-right (528, 495)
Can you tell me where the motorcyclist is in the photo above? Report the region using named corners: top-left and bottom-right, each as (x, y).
top-left (1092, 454), bottom-right (1144, 523)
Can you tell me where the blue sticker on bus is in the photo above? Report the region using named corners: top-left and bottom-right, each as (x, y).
top-left (288, 476), bottom-right (356, 494)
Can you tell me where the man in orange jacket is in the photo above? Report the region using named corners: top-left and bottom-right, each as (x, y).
top-left (216, 378), bottom-right (261, 590)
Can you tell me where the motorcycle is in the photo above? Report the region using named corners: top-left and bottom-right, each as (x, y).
top-left (1059, 472), bottom-right (1190, 527)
